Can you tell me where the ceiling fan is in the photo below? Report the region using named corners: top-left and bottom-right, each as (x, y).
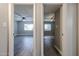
top-left (15, 12), bottom-right (26, 20)
top-left (48, 15), bottom-right (55, 22)
top-left (14, 12), bottom-right (30, 22)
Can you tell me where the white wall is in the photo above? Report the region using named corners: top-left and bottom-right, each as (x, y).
top-left (62, 4), bottom-right (77, 56)
top-left (0, 4), bottom-right (8, 56)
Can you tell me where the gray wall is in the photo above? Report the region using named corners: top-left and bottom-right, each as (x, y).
top-left (44, 21), bottom-right (55, 36)
top-left (14, 20), bottom-right (33, 36)
top-left (14, 21), bottom-right (18, 36)
top-left (15, 18), bottom-right (55, 36)
top-left (17, 21), bottom-right (33, 35)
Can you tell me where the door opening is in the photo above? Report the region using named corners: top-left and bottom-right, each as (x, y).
top-left (14, 4), bottom-right (34, 56)
top-left (43, 4), bottom-right (62, 56)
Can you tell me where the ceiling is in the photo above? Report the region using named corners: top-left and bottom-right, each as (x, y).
top-left (14, 4), bottom-right (62, 21)
top-left (44, 4), bottom-right (62, 14)
top-left (14, 4), bottom-right (62, 17)
top-left (14, 4), bottom-right (33, 17)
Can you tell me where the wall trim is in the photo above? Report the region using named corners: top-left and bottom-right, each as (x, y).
top-left (54, 45), bottom-right (62, 55)
top-left (8, 3), bottom-right (14, 56)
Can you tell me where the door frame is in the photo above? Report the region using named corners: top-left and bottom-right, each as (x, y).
top-left (8, 3), bottom-right (14, 56)
top-left (41, 4), bottom-right (44, 56)
top-left (8, 3), bottom-right (36, 56)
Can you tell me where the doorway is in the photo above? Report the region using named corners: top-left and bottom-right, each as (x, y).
top-left (43, 4), bottom-right (62, 56)
top-left (14, 4), bottom-right (34, 56)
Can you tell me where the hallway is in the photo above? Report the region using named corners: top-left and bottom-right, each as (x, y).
top-left (44, 36), bottom-right (61, 56)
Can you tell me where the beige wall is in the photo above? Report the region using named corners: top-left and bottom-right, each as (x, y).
top-left (62, 4), bottom-right (77, 56)
top-left (55, 4), bottom-right (77, 56)
top-left (0, 4), bottom-right (8, 55)
top-left (55, 8), bottom-right (61, 50)
top-left (78, 4), bottom-right (79, 56)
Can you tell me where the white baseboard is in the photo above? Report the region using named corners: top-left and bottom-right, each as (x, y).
top-left (54, 45), bottom-right (62, 55)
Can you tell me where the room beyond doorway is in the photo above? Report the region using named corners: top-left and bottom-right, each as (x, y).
top-left (14, 4), bottom-right (33, 56)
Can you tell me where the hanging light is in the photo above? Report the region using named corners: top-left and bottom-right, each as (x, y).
top-left (22, 16), bottom-right (27, 21)
top-left (49, 15), bottom-right (55, 22)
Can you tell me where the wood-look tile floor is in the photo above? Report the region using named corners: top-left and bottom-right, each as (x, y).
top-left (14, 35), bottom-right (60, 56)
top-left (14, 35), bottom-right (33, 56)
top-left (44, 36), bottom-right (61, 56)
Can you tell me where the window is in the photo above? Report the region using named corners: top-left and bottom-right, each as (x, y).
top-left (44, 24), bottom-right (51, 31)
top-left (24, 24), bottom-right (33, 31)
